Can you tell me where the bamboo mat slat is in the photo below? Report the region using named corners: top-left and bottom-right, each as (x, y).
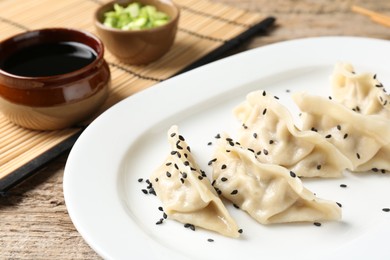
top-left (0, 0), bottom-right (270, 191)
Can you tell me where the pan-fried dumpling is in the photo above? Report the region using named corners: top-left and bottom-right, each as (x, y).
top-left (211, 134), bottom-right (342, 224)
top-left (150, 125), bottom-right (240, 238)
top-left (293, 92), bottom-right (390, 172)
top-left (331, 63), bottom-right (390, 118)
top-left (233, 90), bottom-right (351, 177)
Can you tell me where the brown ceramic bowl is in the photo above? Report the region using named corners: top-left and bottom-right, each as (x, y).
top-left (0, 28), bottom-right (111, 130)
top-left (94, 0), bottom-right (180, 65)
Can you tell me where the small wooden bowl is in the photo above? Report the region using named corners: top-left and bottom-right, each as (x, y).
top-left (0, 28), bottom-right (111, 130)
top-left (94, 0), bottom-right (180, 65)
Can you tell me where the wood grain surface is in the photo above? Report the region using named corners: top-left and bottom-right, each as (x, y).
top-left (1, 0), bottom-right (389, 259)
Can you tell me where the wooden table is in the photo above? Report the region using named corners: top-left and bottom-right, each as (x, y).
top-left (1, 0), bottom-right (389, 259)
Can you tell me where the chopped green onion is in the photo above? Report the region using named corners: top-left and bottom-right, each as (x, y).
top-left (103, 2), bottom-right (170, 30)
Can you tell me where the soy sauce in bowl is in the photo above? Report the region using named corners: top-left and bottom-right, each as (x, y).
top-left (0, 28), bottom-right (111, 130)
top-left (0, 41), bottom-right (97, 77)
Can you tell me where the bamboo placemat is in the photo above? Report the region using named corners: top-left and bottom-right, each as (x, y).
top-left (0, 0), bottom-right (273, 191)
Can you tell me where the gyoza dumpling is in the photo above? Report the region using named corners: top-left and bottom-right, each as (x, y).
top-left (330, 63), bottom-right (390, 172)
top-left (233, 90), bottom-right (351, 177)
top-left (150, 125), bottom-right (240, 238)
top-left (293, 92), bottom-right (390, 172)
top-left (211, 134), bottom-right (342, 224)
top-left (331, 63), bottom-right (390, 118)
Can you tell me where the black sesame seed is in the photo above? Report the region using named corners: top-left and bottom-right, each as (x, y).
top-left (242, 124), bottom-right (248, 129)
top-left (262, 108), bottom-right (267, 115)
top-left (290, 171), bottom-right (296, 178)
top-left (170, 151), bottom-right (177, 155)
top-left (198, 176), bottom-right (204, 180)
top-left (184, 223), bottom-right (191, 228)
top-left (170, 133), bottom-right (176, 137)
top-left (146, 179), bottom-right (151, 184)
top-left (356, 153), bottom-right (361, 159)
top-left (375, 83), bottom-right (383, 88)
top-left (180, 178), bottom-right (184, 184)
top-left (384, 100), bottom-right (388, 106)
top-left (269, 140), bottom-right (274, 144)
top-left (235, 141), bottom-right (241, 146)
top-left (313, 222), bottom-right (322, 227)
top-left (211, 180), bottom-right (216, 186)
top-left (189, 225), bottom-right (195, 231)
top-left (226, 150), bottom-right (231, 153)
top-left (231, 190), bottom-right (238, 195)
top-left (165, 162), bottom-right (172, 166)
top-left (274, 96), bottom-right (279, 99)
top-left (221, 177), bottom-right (228, 182)
top-left (163, 213), bottom-right (168, 219)
top-left (174, 164), bottom-right (179, 170)
top-left (158, 206), bottom-right (163, 211)
top-left (382, 208), bottom-right (390, 212)
top-left (256, 151), bottom-right (262, 155)
top-left (208, 158), bottom-right (217, 165)
top-left (372, 167), bottom-right (379, 172)
top-left (179, 135), bottom-right (185, 141)
top-left (207, 142), bottom-right (212, 146)
top-left (373, 74), bottom-right (377, 79)
top-left (311, 127), bottom-right (318, 132)
top-left (336, 202), bottom-right (342, 208)
top-left (184, 153), bottom-right (188, 158)
top-left (325, 134), bottom-right (332, 139)
top-left (381, 169), bottom-right (386, 174)
top-left (182, 172), bottom-right (188, 178)
top-left (233, 204), bottom-right (240, 209)
top-left (228, 141), bottom-right (235, 146)
top-left (215, 134), bottom-right (221, 139)
top-left (141, 189), bottom-right (148, 194)
top-left (138, 178), bottom-right (143, 183)
top-left (286, 89), bottom-right (290, 93)
top-left (187, 146), bottom-right (191, 152)
top-left (263, 149), bottom-right (269, 155)
top-left (340, 184), bottom-right (347, 188)
top-left (262, 90), bottom-right (266, 96)
top-left (247, 148), bottom-right (255, 153)
top-left (156, 218), bottom-right (164, 225)
top-left (317, 165), bottom-right (322, 170)
top-left (356, 106), bottom-right (360, 112)
top-left (343, 133), bottom-right (348, 139)
top-left (226, 137), bottom-right (233, 142)
top-left (166, 171), bottom-right (171, 178)
top-left (328, 96), bottom-right (332, 100)
top-left (149, 188), bottom-right (156, 196)
top-left (337, 125), bottom-right (341, 130)
top-left (221, 164), bottom-right (227, 170)
top-left (184, 161), bottom-right (190, 166)
top-left (253, 133), bottom-right (258, 138)
top-left (238, 229), bottom-right (243, 234)
top-left (207, 238), bottom-right (214, 242)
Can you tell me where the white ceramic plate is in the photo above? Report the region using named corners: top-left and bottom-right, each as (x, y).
top-left (64, 37), bottom-right (390, 260)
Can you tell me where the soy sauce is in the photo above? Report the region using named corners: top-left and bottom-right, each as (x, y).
top-left (0, 41), bottom-right (97, 77)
